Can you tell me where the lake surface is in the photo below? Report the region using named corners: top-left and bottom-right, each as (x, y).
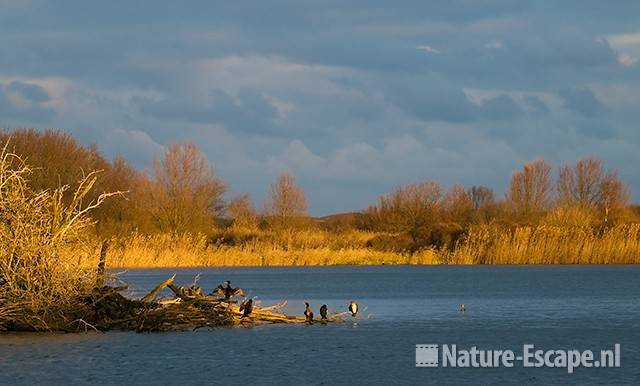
top-left (1, 266), bottom-right (639, 385)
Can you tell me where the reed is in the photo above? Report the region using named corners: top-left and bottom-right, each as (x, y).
top-left (106, 232), bottom-right (413, 267)
top-left (105, 224), bottom-right (640, 268)
top-left (0, 146), bottom-right (119, 331)
top-left (451, 224), bottom-right (640, 264)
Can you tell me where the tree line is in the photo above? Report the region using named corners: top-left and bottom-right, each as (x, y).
top-left (0, 129), bottom-right (308, 236)
top-left (1, 129), bottom-right (637, 242)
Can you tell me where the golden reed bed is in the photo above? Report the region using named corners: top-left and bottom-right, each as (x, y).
top-left (103, 225), bottom-right (640, 268)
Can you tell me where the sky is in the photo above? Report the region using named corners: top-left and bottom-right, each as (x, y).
top-left (1, 1), bottom-right (639, 215)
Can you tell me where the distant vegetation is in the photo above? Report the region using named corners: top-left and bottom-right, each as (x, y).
top-left (1, 128), bottom-right (639, 270)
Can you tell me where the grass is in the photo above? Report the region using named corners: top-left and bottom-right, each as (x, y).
top-left (106, 232), bottom-right (428, 267)
top-left (104, 224), bottom-right (640, 268)
top-left (451, 224), bottom-right (640, 264)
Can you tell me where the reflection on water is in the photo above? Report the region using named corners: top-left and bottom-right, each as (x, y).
top-left (1, 265), bottom-right (639, 385)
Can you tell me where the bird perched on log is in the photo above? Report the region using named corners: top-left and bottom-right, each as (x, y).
top-left (211, 282), bottom-right (246, 300)
top-left (319, 304), bottom-right (328, 322)
top-left (349, 301), bottom-right (358, 317)
top-left (240, 298), bottom-right (253, 318)
top-left (224, 280), bottom-right (233, 299)
top-left (304, 302), bottom-right (314, 324)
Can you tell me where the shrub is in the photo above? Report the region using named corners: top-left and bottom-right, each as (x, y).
top-left (0, 145), bottom-right (117, 331)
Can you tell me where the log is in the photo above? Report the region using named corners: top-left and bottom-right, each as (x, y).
top-left (95, 239), bottom-right (109, 287)
top-left (141, 274), bottom-right (176, 302)
top-left (81, 274), bottom-right (347, 332)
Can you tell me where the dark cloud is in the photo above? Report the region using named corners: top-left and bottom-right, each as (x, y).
top-left (7, 81), bottom-right (51, 102)
top-left (139, 88), bottom-right (280, 134)
top-left (386, 77), bottom-right (476, 122)
top-left (575, 121), bottom-right (615, 140)
top-left (478, 94), bottom-right (523, 121)
top-left (0, 82), bottom-right (54, 123)
top-left (0, 1), bottom-right (639, 212)
top-left (389, 84), bottom-right (523, 123)
top-left (559, 87), bottom-right (607, 117)
top-left (523, 95), bottom-right (549, 115)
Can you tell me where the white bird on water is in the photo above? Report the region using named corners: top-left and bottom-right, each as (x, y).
top-left (349, 301), bottom-right (358, 317)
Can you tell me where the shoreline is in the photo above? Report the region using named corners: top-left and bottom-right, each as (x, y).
top-left (107, 262), bottom-right (640, 269)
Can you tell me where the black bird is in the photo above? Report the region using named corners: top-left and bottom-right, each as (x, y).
top-left (211, 284), bottom-right (246, 299)
top-left (349, 301), bottom-right (358, 317)
top-left (304, 302), bottom-right (314, 324)
top-left (319, 304), bottom-right (328, 321)
top-left (223, 280), bottom-right (233, 300)
top-left (240, 298), bottom-right (253, 318)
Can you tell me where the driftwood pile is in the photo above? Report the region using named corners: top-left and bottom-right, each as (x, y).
top-left (79, 274), bottom-right (346, 332)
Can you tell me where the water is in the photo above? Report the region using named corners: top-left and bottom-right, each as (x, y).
top-left (1, 266), bottom-right (639, 385)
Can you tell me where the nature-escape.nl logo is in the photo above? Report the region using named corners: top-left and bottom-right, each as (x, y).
top-left (415, 344), bottom-right (621, 374)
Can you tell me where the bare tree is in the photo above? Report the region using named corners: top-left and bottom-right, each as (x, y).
top-left (599, 170), bottom-right (630, 224)
top-left (366, 181), bottom-right (442, 238)
top-left (507, 159), bottom-right (552, 215)
top-left (468, 185), bottom-right (497, 223)
top-left (0, 128), bottom-right (110, 193)
top-left (228, 193), bottom-right (258, 229)
top-left (96, 156), bottom-right (145, 235)
top-left (557, 158), bottom-right (630, 223)
top-left (264, 174), bottom-right (307, 227)
top-left (442, 184), bottom-right (473, 222)
top-left (469, 186), bottom-right (495, 210)
top-left (146, 143), bottom-right (226, 233)
top-left (557, 158), bottom-right (604, 207)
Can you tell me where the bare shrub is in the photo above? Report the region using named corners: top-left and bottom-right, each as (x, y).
top-left (228, 193), bottom-right (259, 230)
top-left (0, 144), bottom-right (119, 331)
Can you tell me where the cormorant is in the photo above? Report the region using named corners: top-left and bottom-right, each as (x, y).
top-left (224, 280), bottom-right (233, 300)
top-left (211, 284), bottom-right (246, 299)
top-left (349, 301), bottom-right (358, 317)
top-left (304, 302), bottom-right (314, 324)
top-left (240, 298), bottom-right (253, 318)
top-left (319, 304), bottom-right (328, 321)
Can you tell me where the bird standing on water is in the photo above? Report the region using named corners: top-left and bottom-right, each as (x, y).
top-left (319, 304), bottom-right (328, 322)
top-left (349, 301), bottom-right (358, 317)
top-left (304, 302), bottom-right (314, 324)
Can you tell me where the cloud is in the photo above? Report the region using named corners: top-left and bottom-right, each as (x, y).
top-left (0, 80), bottom-right (54, 122)
top-left (559, 87), bottom-right (607, 117)
top-left (523, 95), bottom-right (549, 115)
top-left (574, 121), bottom-right (615, 140)
top-left (484, 40), bottom-right (504, 49)
top-left (1, 2), bottom-right (640, 211)
top-left (386, 77), bottom-right (476, 123)
top-left (7, 81), bottom-right (51, 103)
top-left (101, 129), bottom-right (164, 166)
top-left (416, 45), bottom-right (441, 54)
top-left (477, 94), bottom-right (523, 120)
top-left (139, 87), bottom-right (280, 134)
top-left (607, 32), bottom-right (640, 66)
